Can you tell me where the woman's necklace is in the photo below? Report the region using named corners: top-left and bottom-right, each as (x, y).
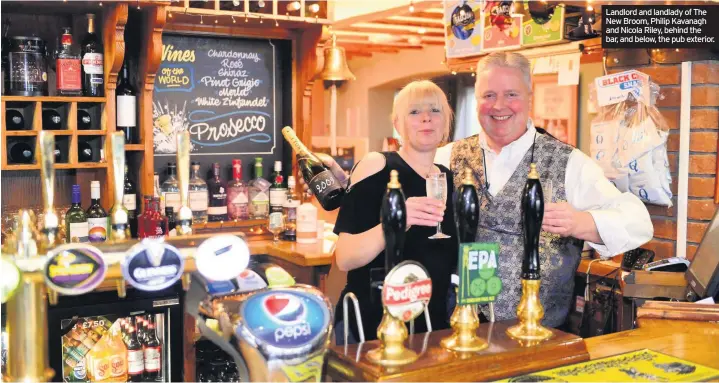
top-left (398, 151), bottom-right (435, 178)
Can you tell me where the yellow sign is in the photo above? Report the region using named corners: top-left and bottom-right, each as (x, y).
top-left (279, 354), bottom-right (324, 382)
top-left (498, 349), bottom-right (719, 382)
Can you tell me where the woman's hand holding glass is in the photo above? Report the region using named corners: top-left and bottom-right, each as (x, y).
top-left (425, 173), bottom-right (451, 239)
top-left (405, 197), bottom-right (445, 232)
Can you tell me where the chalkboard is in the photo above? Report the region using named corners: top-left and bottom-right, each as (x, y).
top-left (152, 34), bottom-right (292, 180)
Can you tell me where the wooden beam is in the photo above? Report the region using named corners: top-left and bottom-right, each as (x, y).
top-left (348, 21), bottom-right (443, 35)
top-left (387, 15), bottom-right (444, 26)
top-left (337, 39), bottom-right (425, 49)
top-left (332, 0), bottom-right (442, 27)
top-left (333, 30), bottom-right (444, 43)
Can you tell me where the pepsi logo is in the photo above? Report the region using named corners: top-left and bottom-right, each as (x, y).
top-left (239, 289), bottom-right (331, 353)
top-left (264, 294), bottom-right (305, 324)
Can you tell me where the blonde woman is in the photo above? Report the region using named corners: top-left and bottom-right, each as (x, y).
top-left (332, 80), bottom-right (457, 343)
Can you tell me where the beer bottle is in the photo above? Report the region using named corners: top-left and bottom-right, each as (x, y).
top-left (126, 326), bottom-right (145, 382)
top-left (143, 317), bottom-right (162, 381)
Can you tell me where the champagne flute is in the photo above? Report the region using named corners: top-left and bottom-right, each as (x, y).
top-left (426, 173), bottom-right (450, 239)
top-left (268, 212), bottom-right (285, 243)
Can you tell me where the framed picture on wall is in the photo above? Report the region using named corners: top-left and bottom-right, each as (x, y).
top-left (531, 74), bottom-right (578, 147)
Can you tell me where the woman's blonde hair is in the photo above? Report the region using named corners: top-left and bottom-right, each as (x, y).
top-left (391, 80), bottom-right (453, 144)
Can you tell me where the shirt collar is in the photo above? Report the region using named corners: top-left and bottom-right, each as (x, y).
top-left (478, 119), bottom-right (537, 155)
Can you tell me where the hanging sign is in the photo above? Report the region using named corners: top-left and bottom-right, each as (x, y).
top-left (444, 0), bottom-right (483, 58)
top-left (482, 2), bottom-right (522, 51)
top-left (519, 1), bottom-right (565, 46)
top-left (195, 234), bottom-right (250, 281)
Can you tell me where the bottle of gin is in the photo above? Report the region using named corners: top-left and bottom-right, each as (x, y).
top-left (189, 161), bottom-right (209, 224)
top-left (269, 161), bottom-right (287, 214)
top-left (227, 159), bottom-right (249, 220)
top-left (65, 184), bottom-right (89, 243)
top-left (86, 181), bottom-right (108, 243)
top-left (207, 162), bottom-right (228, 222)
top-left (161, 163), bottom-right (180, 215)
top-left (248, 157), bottom-right (270, 219)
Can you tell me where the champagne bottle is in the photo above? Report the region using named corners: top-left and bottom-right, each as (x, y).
top-left (454, 168), bottom-right (479, 243)
top-left (381, 170), bottom-right (407, 275)
top-left (521, 164), bottom-right (544, 280)
top-left (281, 126), bottom-right (345, 211)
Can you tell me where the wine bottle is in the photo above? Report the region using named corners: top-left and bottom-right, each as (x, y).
top-left (77, 109), bottom-right (92, 130)
top-left (5, 109), bottom-right (25, 130)
top-left (381, 170), bottom-right (407, 274)
top-left (78, 141), bottom-right (93, 162)
top-left (281, 126), bottom-right (345, 211)
top-left (116, 62), bottom-right (137, 143)
top-left (81, 14), bottom-right (104, 97)
top-left (521, 164), bottom-right (544, 280)
top-left (42, 109), bottom-right (63, 130)
top-left (454, 168), bottom-right (479, 243)
top-left (123, 164), bottom-right (138, 238)
top-left (56, 27), bottom-right (82, 96)
top-left (65, 184), bottom-right (89, 243)
top-left (86, 180), bottom-right (108, 243)
top-left (8, 141), bottom-right (34, 164)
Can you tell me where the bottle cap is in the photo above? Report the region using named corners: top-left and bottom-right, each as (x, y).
top-left (274, 161), bottom-right (282, 171)
top-left (191, 161), bottom-right (200, 167)
top-left (287, 176), bottom-right (296, 188)
top-left (528, 163), bottom-right (539, 180)
top-left (462, 168), bottom-right (474, 185)
top-left (255, 157), bottom-right (263, 165)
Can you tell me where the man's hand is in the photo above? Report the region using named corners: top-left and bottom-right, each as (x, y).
top-left (299, 153), bottom-right (348, 195)
top-left (405, 197), bottom-right (445, 230)
top-left (542, 202), bottom-right (603, 243)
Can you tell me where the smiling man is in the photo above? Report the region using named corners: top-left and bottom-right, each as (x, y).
top-left (434, 51), bottom-right (653, 327)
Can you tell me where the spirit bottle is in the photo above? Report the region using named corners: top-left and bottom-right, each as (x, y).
top-left (56, 27), bottom-right (82, 96)
top-left (269, 160), bottom-right (287, 214)
top-left (282, 176), bottom-right (299, 241)
top-left (189, 161), bottom-right (209, 224)
top-left (227, 159), bottom-right (249, 220)
top-left (207, 162), bottom-right (228, 222)
top-left (161, 163), bottom-right (180, 214)
top-left (248, 157), bottom-right (270, 219)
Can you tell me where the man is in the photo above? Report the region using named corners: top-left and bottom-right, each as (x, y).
top-left (437, 51), bottom-right (652, 327)
top-left (314, 52), bottom-right (653, 328)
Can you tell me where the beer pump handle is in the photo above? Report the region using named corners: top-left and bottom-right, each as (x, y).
top-left (39, 131), bottom-right (59, 248)
top-left (521, 164), bottom-right (543, 280)
top-left (175, 131), bottom-right (193, 236)
top-left (109, 132), bottom-right (129, 241)
top-left (381, 170), bottom-right (406, 274)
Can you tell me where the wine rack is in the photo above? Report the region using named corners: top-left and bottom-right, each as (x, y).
top-left (1, 97), bottom-right (107, 170)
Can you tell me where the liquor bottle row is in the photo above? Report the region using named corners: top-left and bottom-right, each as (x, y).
top-left (156, 158), bottom-right (287, 224)
top-left (62, 315), bottom-right (163, 382)
top-left (2, 14), bottom-right (104, 97)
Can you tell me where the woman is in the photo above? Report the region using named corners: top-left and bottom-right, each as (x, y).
top-left (333, 80), bottom-right (458, 344)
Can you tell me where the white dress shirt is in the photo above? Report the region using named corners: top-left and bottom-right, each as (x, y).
top-left (435, 121), bottom-right (654, 258)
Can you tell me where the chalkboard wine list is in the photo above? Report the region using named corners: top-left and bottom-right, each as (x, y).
top-left (281, 127), bottom-right (346, 211)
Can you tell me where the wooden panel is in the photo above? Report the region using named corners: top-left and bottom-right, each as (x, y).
top-left (326, 321), bottom-right (589, 382)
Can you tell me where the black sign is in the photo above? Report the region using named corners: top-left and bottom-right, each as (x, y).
top-left (122, 240), bottom-right (185, 291)
top-left (153, 34), bottom-right (291, 178)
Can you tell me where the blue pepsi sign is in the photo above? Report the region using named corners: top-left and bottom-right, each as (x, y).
top-left (239, 289), bottom-right (330, 352)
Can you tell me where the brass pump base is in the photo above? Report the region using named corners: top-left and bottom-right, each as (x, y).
top-left (441, 304), bottom-right (488, 352)
top-left (366, 312), bottom-right (418, 366)
top-left (506, 279), bottom-right (553, 342)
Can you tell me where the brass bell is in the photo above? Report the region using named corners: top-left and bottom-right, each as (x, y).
top-left (315, 34), bottom-right (356, 82)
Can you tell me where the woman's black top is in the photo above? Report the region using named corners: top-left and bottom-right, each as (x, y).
top-left (333, 152), bottom-right (458, 341)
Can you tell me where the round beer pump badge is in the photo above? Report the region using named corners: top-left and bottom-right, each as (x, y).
top-left (195, 234), bottom-right (250, 282)
top-left (382, 261), bottom-right (432, 322)
top-left (122, 239), bottom-right (185, 291)
top-left (44, 244), bottom-right (107, 295)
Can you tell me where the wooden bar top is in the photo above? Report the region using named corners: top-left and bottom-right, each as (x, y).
top-left (326, 320), bottom-right (589, 382)
top-left (576, 254), bottom-right (624, 278)
top-left (585, 318), bottom-right (719, 369)
top-left (247, 239), bottom-right (334, 267)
